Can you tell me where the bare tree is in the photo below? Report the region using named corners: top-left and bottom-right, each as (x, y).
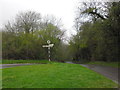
top-left (4, 11), bottom-right (42, 34)
top-left (42, 15), bottom-right (63, 29)
top-left (74, 2), bottom-right (111, 31)
top-left (15, 11), bottom-right (41, 33)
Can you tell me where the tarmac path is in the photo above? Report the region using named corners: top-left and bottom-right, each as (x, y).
top-left (66, 62), bottom-right (119, 84)
top-left (80, 64), bottom-right (119, 84)
top-left (0, 64), bottom-right (37, 69)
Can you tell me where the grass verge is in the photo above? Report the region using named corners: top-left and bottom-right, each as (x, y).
top-left (2, 63), bottom-right (118, 88)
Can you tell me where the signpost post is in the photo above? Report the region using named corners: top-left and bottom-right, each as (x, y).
top-left (42, 40), bottom-right (54, 61)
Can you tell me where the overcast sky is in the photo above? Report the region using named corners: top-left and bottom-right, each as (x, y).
top-left (1, 0), bottom-right (117, 38)
top-left (0, 0), bottom-right (81, 38)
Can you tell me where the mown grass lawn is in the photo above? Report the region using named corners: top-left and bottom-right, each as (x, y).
top-left (2, 63), bottom-right (118, 88)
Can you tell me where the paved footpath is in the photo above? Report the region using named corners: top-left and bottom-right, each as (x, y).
top-left (0, 64), bottom-right (37, 69)
top-left (80, 64), bottom-right (119, 84)
top-left (66, 62), bottom-right (119, 84)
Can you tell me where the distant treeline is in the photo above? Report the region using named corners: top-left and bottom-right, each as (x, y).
top-left (2, 12), bottom-right (68, 61)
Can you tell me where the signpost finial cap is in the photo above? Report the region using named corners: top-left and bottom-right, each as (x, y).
top-left (47, 40), bottom-right (51, 44)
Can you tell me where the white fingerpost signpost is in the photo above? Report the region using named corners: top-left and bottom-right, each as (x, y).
top-left (42, 40), bottom-right (54, 61)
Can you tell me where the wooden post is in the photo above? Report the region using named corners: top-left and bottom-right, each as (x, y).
top-left (42, 40), bottom-right (54, 61)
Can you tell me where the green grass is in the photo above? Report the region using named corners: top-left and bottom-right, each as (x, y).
top-left (2, 63), bottom-right (118, 88)
top-left (2, 60), bottom-right (55, 64)
top-left (86, 61), bottom-right (120, 68)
